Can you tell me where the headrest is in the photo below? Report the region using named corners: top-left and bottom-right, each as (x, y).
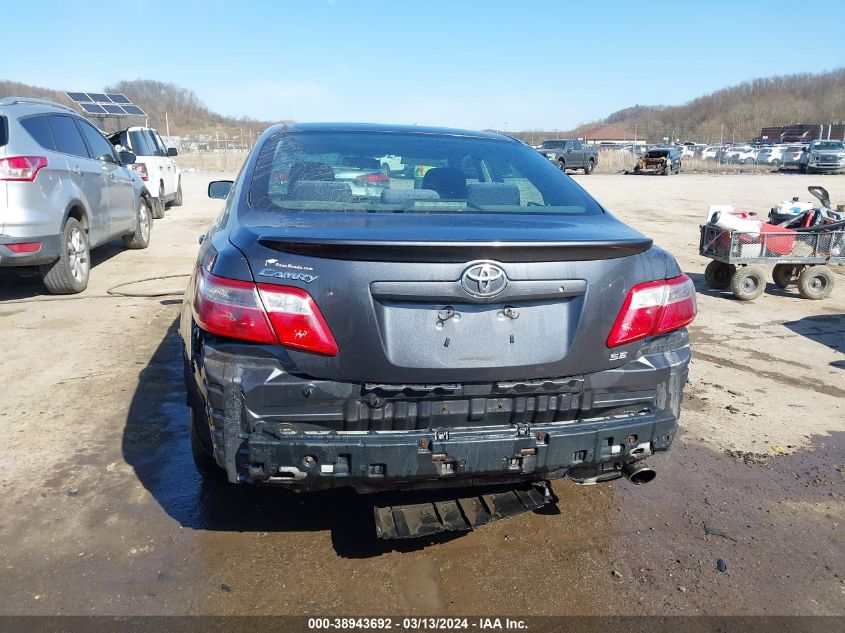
top-left (465, 183), bottom-right (520, 207)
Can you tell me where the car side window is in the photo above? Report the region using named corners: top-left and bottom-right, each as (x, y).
top-left (20, 115), bottom-right (56, 151)
top-left (129, 130), bottom-right (153, 156)
top-left (49, 115), bottom-right (90, 158)
top-left (150, 130), bottom-right (168, 157)
top-left (572, 141), bottom-right (582, 150)
top-left (76, 119), bottom-right (117, 163)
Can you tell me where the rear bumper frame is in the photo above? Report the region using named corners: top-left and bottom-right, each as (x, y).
top-left (186, 329), bottom-right (690, 491)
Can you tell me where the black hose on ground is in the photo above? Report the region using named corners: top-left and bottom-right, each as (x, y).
top-left (106, 274), bottom-right (192, 297)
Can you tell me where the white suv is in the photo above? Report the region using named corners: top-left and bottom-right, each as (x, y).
top-left (109, 127), bottom-right (182, 218)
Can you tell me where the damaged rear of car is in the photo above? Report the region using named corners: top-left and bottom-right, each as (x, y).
top-left (180, 123), bottom-right (694, 533)
top-left (634, 147), bottom-right (682, 175)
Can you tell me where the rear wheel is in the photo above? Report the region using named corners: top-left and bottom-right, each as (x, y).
top-left (122, 196), bottom-right (152, 249)
top-left (152, 182), bottom-right (165, 219)
top-left (557, 159), bottom-right (566, 172)
top-left (797, 265), bottom-right (834, 300)
top-left (730, 265), bottom-right (766, 301)
top-left (190, 406), bottom-right (226, 481)
top-left (744, 158), bottom-right (754, 165)
top-left (771, 159), bottom-right (781, 167)
top-left (40, 217), bottom-right (89, 294)
top-left (583, 159), bottom-right (594, 175)
top-left (705, 260), bottom-right (734, 290)
top-left (172, 177), bottom-right (183, 207)
top-left (772, 263), bottom-right (801, 289)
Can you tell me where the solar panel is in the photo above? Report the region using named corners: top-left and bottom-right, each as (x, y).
top-left (66, 92), bottom-right (92, 103)
top-left (68, 90), bottom-right (146, 116)
top-left (121, 105), bottom-right (146, 116)
top-left (80, 103), bottom-right (107, 114)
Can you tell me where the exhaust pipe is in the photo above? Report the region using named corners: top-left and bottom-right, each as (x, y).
top-left (622, 461), bottom-right (656, 485)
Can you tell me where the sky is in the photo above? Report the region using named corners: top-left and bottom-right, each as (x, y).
top-left (4, 0), bottom-right (844, 131)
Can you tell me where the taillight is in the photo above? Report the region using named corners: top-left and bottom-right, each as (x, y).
top-left (130, 163), bottom-right (148, 181)
top-left (7, 242), bottom-right (42, 253)
top-left (355, 172), bottom-right (389, 185)
top-left (193, 268), bottom-right (277, 344)
top-left (0, 156), bottom-right (47, 181)
top-left (607, 275), bottom-right (697, 348)
top-left (193, 267), bottom-right (338, 355)
top-left (257, 284), bottom-right (339, 355)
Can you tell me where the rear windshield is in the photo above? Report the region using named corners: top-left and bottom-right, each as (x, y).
top-left (247, 131), bottom-right (603, 218)
top-left (540, 140), bottom-right (565, 149)
top-left (0, 116), bottom-right (7, 147)
top-left (646, 150), bottom-right (669, 158)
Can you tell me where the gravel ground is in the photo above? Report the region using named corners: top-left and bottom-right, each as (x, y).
top-left (0, 172), bottom-right (842, 616)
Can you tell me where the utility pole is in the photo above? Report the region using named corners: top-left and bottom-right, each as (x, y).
top-left (165, 112), bottom-right (171, 143)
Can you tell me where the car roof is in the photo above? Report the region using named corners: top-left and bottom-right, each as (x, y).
top-left (282, 122), bottom-right (515, 142)
top-left (0, 97), bottom-right (77, 115)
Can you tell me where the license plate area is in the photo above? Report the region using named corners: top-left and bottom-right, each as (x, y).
top-left (376, 299), bottom-right (577, 369)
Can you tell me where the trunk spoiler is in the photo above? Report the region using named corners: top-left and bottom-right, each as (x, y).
top-left (256, 236), bottom-right (652, 263)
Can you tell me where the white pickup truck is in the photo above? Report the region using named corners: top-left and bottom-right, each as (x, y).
top-left (109, 127), bottom-right (182, 218)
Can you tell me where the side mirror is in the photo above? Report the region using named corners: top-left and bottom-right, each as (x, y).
top-left (167, 147), bottom-right (178, 157)
top-left (118, 151), bottom-right (137, 166)
top-left (208, 180), bottom-right (234, 199)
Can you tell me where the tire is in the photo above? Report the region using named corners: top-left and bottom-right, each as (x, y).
top-left (797, 265), bottom-right (834, 300)
top-left (583, 159), bottom-right (594, 175)
top-left (705, 261), bottom-right (734, 290)
top-left (171, 177), bottom-right (183, 207)
top-left (39, 217), bottom-right (90, 294)
top-left (190, 405), bottom-right (226, 481)
top-left (557, 159), bottom-right (566, 171)
top-left (122, 196), bottom-right (152, 249)
top-left (772, 264), bottom-right (801, 289)
top-left (744, 158), bottom-right (754, 165)
top-left (730, 265), bottom-right (766, 301)
top-left (772, 159), bottom-right (781, 167)
top-left (799, 163), bottom-right (808, 173)
top-left (151, 181), bottom-right (165, 219)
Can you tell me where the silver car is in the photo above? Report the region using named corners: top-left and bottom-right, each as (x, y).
top-left (0, 98), bottom-right (153, 294)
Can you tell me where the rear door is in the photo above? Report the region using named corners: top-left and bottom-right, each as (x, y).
top-left (128, 129), bottom-right (161, 198)
top-left (150, 129), bottom-right (176, 194)
top-left (76, 118), bottom-right (135, 234)
top-left (48, 115), bottom-right (110, 245)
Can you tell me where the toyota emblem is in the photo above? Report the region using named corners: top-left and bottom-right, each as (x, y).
top-left (461, 262), bottom-right (508, 297)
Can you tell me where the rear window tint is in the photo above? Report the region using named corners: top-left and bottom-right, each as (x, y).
top-left (49, 115), bottom-right (89, 158)
top-left (247, 130), bottom-right (604, 219)
top-left (0, 116), bottom-right (7, 147)
top-left (20, 115), bottom-right (56, 151)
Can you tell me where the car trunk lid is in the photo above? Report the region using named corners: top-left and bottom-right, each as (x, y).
top-left (231, 212), bottom-right (656, 383)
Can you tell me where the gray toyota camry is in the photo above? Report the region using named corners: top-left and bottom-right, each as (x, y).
top-left (180, 123), bottom-right (695, 537)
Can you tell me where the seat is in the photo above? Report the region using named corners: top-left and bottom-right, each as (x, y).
top-left (287, 161), bottom-right (335, 195)
top-left (465, 183), bottom-right (520, 207)
top-left (290, 181), bottom-right (353, 203)
top-left (421, 167), bottom-right (467, 199)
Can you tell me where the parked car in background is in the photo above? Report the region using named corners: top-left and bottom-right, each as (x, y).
top-left (633, 147), bottom-right (682, 175)
top-left (754, 146), bottom-right (784, 166)
top-left (108, 126), bottom-right (181, 219)
top-left (0, 98), bottom-right (154, 294)
top-left (724, 145), bottom-right (757, 164)
top-left (801, 140), bottom-right (845, 173)
top-left (182, 123), bottom-right (694, 537)
top-left (781, 144), bottom-right (808, 170)
top-left (537, 139), bottom-right (598, 174)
